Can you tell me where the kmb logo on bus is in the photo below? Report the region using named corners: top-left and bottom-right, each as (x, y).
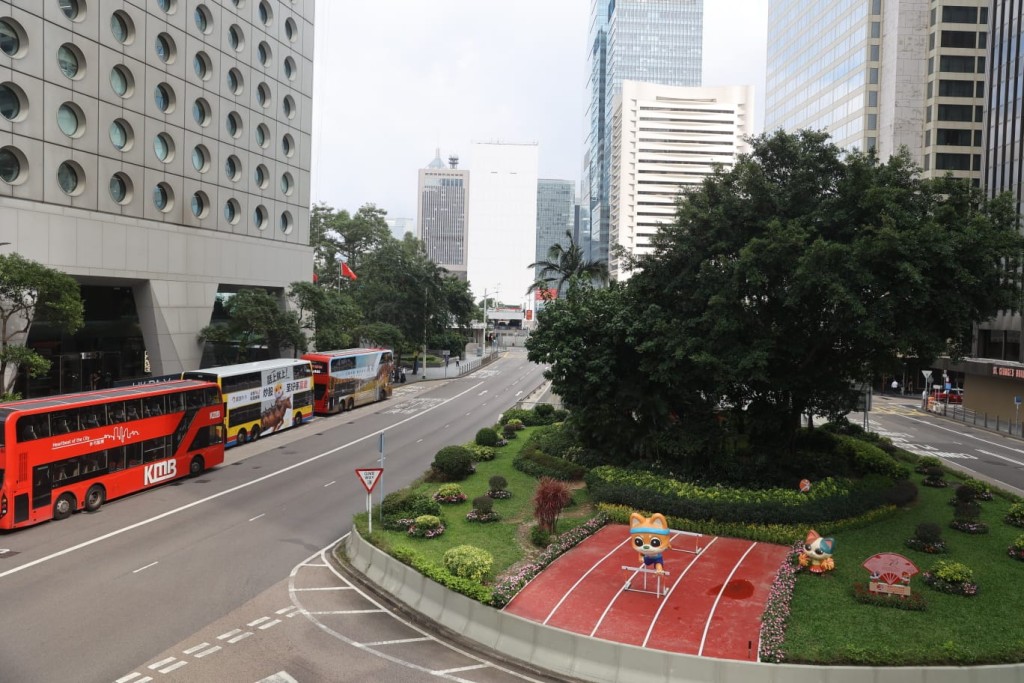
top-left (144, 459), bottom-right (177, 485)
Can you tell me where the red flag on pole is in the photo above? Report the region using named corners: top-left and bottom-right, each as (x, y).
top-left (313, 272), bottom-right (319, 284)
top-left (341, 261), bottom-right (358, 280)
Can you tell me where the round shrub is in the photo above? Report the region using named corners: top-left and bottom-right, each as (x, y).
top-left (953, 500), bottom-right (981, 522)
top-left (408, 515), bottom-right (445, 538)
top-left (530, 524), bottom-right (551, 547)
top-left (466, 444), bottom-right (496, 461)
top-left (502, 423), bottom-right (518, 439)
top-left (931, 560), bottom-right (973, 584)
top-left (916, 522), bottom-right (943, 544)
top-left (915, 455), bottom-right (943, 473)
top-left (1005, 502), bottom-right (1024, 528)
top-left (885, 479), bottom-right (918, 506)
top-left (472, 495), bottom-right (494, 514)
top-left (433, 483), bottom-right (467, 504)
top-left (507, 418), bottom-right (525, 431)
top-left (960, 478), bottom-right (993, 500)
top-left (431, 445), bottom-right (475, 481)
top-left (534, 403), bottom-right (555, 418)
top-left (954, 484), bottom-right (977, 503)
top-left (922, 466), bottom-right (947, 488)
top-left (489, 475), bottom-right (507, 491)
top-left (443, 545), bottom-right (493, 583)
top-left (475, 427), bottom-right (499, 447)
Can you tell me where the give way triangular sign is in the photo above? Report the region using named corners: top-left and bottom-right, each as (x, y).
top-left (355, 468), bottom-right (383, 494)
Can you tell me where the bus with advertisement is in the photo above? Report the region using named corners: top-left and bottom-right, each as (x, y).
top-left (0, 380), bottom-right (225, 530)
top-left (183, 358), bottom-right (314, 446)
top-left (302, 348), bottom-right (394, 415)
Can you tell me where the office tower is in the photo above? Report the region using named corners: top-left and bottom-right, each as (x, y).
top-left (609, 83), bottom-right (754, 280)
top-left (467, 142), bottom-right (539, 303)
top-left (534, 179), bottom-right (576, 297)
top-left (582, 0), bottom-right (703, 266)
top-left (766, 0), bottom-right (987, 185)
top-left (417, 149), bottom-right (469, 281)
top-left (0, 0), bottom-right (315, 394)
top-left (980, 0), bottom-right (1020, 361)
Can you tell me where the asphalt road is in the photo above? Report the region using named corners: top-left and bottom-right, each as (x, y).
top-left (0, 349), bottom-right (552, 683)
top-left (855, 394), bottom-right (1024, 496)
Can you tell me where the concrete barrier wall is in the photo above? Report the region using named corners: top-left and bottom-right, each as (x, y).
top-left (344, 527), bottom-right (1024, 683)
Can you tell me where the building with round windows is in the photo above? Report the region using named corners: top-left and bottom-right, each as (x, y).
top-left (0, 0), bottom-right (314, 394)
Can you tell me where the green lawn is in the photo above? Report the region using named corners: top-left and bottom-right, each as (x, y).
top-left (355, 427), bottom-right (591, 577)
top-left (783, 469), bottom-right (1024, 666)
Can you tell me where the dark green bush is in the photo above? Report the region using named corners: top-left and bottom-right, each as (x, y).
top-left (500, 408), bottom-right (543, 426)
top-left (380, 491), bottom-right (441, 519)
top-left (502, 423), bottom-right (518, 439)
top-left (954, 484), bottom-right (976, 503)
top-left (523, 423), bottom-right (579, 461)
top-left (530, 524), bottom-right (551, 547)
top-left (488, 475), bottom-right (507, 491)
top-left (514, 449), bottom-right (587, 481)
top-left (431, 445), bottom-right (475, 481)
top-left (475, 427), bottom-right (499, 447)
top-left (551, 408), bottom-right (569, 422)
top-left (954, 500), bottom-right (981, 522)
top-left (915, 522), bottom-right (944, 543)
top-left (472, 495), bottom-right (494, 514)
top-left (835, 435), bottom-right (909, 481)
top-left (886, 479), bottom-right (918, 506)
top-left (534, 403), bottom-right (555, 418)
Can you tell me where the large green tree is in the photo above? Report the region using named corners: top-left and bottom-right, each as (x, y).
top-left (529, 129), bottom-right (1024, 466)
top-left (198, 288), bottom-right (305, 364)
top-left (0, 254), bottom-right (84, 396)
top-left (288, 281), bottom-right (362, 351)
top-left (527, 229), bottom-right (609, 297)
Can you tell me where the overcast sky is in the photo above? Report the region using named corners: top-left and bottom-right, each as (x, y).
top-left (310, 0), bottom-right (769, 223)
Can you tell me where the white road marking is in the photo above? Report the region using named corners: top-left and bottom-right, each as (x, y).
top-left (324, 480), bottom-right (335, 487)
top-left (256, 672), bottom-right (299, 683)
top-left (182, 643), bottom-right (210, 655)
top-left (227, 632), bottom-right (253, 644)
top-left (148, 657), bottom-right (176, 670)
top-left (276, 606), bottom-right (299, 615)
top-left (435, 665), bottom-right (489, 674)
top-left (193, 645), bottom-right (221, 658)
top-left (158, 661), bottom-right (187, 674)
top-left (977, 449), bottom-right (1024, 466)
top-left (302, 609), bottom-right (384, 615)
top-left (133, 562), bottom-right (158, 574)
top-left (115, 674), bottom-right (143, 683)
top-left (0, 380), bottom-right (491, 580)
top-left (247, 617), bottom-right (271, 627)
top-left (217, 629), bottom-right (242, 640)
top-left (360, 637), bottom-right (432, 646)
top-left (249, 513), bottom-right (265, 522)
top-left (291, 586), bottom-right (352, 591)
top-left (258, 619), bottom-right (281, 629)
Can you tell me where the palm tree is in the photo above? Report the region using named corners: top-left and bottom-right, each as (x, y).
top-left (526, 230), bottom-right (609, 298)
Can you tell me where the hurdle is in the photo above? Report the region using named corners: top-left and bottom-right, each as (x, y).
top-left (667, 528), bottom-right (704, 555)
top-left (621, 564), bottom-right (671, 597)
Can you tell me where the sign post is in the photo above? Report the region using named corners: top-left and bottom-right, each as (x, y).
top-left (355, 467), bottom-right (384, 534)
top-left (1015, 396), bottom-right (1022, 436)
top-left (377, 431), bottom-right (385, 522)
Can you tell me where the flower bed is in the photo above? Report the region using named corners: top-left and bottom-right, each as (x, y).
top-left (487, 489), bottom-right (513, 499)
top-left (490, 513), bottom-right (608, 608)
top-left (922, 571), bottom-right (978, 597)
top-left (433, 484), bottom-right (468, 504)
top-left (1009, 545), bottom-right (1024, 562)
top-left (949, 520), bottom-right (989, 534)
top-left (465, 509), bottom-right (500, 523)
top-left (851, 582), bottom-right (927, 610)
top-left (904, 537), bottom-right (948, 554)
top-left (757, 543), bottom-right (801, 663)
top-left (408, 515), bottom-right (446, 539)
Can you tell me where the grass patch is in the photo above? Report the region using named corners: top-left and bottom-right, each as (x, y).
top-left (782, 469), bottom-right (1024, 666)
top-left (354, 427), bottom-right (592, 580)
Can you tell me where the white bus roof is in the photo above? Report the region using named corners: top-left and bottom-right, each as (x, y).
top-left (304, 348), bottom-right (388, 357)
top-left (187, 358), bottom-right (311, 376)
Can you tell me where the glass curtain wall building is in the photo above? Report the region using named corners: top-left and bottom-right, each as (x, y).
top-left (417, 150), bottom-right (469, 281)
top-left (582, 0), bottom-right (703, 265)
top-left (535, 180), bottom-right (576, 298)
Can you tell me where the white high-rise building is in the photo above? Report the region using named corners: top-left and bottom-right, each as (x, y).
top-left (609, 82), bottom-right (754, 280)
top-left (0, 0), bottom-right (315, 394)
top-left (467, 142), bottom-right (538, 303)
top-left (417, 149), bottom-right (469, 281)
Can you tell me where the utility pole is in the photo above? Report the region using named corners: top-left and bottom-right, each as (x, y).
top-left (422, 284), bottom-right (427, 379)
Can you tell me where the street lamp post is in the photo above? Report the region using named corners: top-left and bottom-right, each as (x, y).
top-left (482, 284), bottom-right (500, 355)
top-left (422, 285), bottom-right (427, 380)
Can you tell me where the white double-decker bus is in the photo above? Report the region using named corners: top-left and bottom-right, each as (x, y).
top-left (183, 359), bottom-right (314, 446)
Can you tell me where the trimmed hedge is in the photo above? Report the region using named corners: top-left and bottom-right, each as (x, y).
top-left (586, 466), bottom-right (893, 524)
top-left (431, 445), bottom-right (475, 481)
top-left (390, 546), bottom-right (493, 603)
top-left (834, 434), bottom-right (910, 480)
top-left (475, 427), bottom-right (500, 447)
top-left (514, 448), bottom-right (587, 481)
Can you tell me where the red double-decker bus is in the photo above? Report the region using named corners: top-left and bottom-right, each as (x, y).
top-left (0, 380), bottom-right (225, 530)
top-left (302, 348), bottom-right (394, 414)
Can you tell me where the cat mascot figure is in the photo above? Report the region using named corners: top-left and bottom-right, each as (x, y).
top-left (798, 529), bottom-right (836, 574)
top-left (629, 512), bottom-right (671, 574)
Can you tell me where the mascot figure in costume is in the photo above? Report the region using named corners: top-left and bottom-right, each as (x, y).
top-left (798, 529), bottom-right (836, 573)
top-left (629, 512), bottom-right (671, 574)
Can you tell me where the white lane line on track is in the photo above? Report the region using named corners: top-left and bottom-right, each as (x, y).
top-left (697, 542), bottom-right (758, 656)
top-left (539, 536), bottom-right (631, 625)
top-left (642, 538), bottom-right (719, 648)
top-left (0, 380), bottom-right (491, 580)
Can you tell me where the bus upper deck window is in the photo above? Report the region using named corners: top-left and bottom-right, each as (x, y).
top-left (204, 387), bottom-right (220, 406)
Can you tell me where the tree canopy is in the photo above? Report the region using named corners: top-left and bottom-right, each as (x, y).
top-left (198, 288), bottom-right (305, 364)
top-left (528, 129), bottom-right (1024, 469)
top-left (527, 229), bottom-right (609, 297)
top-left (0, 253), bottom-right (84, 395)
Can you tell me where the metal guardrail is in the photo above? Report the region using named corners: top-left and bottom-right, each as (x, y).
top-left (924, 399), bottom-right (1024, 438)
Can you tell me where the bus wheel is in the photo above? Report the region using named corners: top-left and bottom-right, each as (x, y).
top-left (189, 456), bottom-right (205, 477)
top-left (84, 485), bottom-right (105, 512)
top-left (293, 412), bottom-right (302, 427)
top-left (251, 426), bottom-right (261, 441)
top-left (237, 429), bottom-right (247, 445)
top-left (53, 493), bottom-right (76, 521)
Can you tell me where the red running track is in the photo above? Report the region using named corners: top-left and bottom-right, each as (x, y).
top-left (503, 524), bottom-right (790, 661)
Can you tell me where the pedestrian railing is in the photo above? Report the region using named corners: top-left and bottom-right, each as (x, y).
top-left (924, 399), bottom-right (1024, 438)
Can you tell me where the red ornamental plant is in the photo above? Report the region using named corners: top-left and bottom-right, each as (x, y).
top-left (533, 477), bottom-right (572, 534)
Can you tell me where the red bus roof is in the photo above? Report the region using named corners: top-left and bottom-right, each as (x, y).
top-left (0, 380), bottom-right (217, 413)
top-left (301, 348), bottom-right (389, 359)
